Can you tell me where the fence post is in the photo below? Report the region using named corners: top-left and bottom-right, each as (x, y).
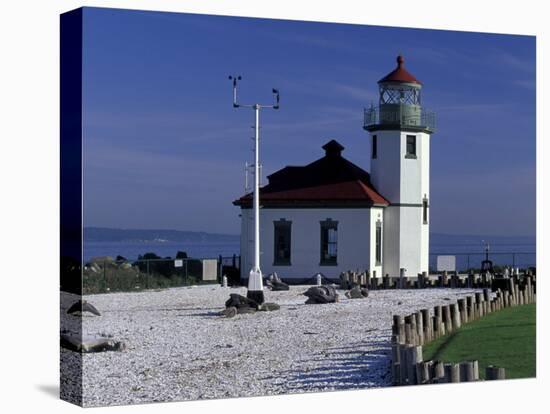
top-left (184, 259), bottom-right (188, 284)
top-left (399, 268), bottom-right (406, 289)
top-left (146, 259), bottom-right (149, 289)
top-left (218, 255), bottom-right (223, 282)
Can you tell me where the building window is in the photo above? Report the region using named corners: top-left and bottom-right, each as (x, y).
top-left (423, 197), bottom-right (429, 224)
top-left (320, 219), bottom-right (338, 266)
top-left (273, 220), bottom-right (291, 265)
top-left (372, 135), bottom-right (377, 159)
top-left (375, 220), bottom-right (382, 265)
top-left (406, 135), bottom-right (416, 158)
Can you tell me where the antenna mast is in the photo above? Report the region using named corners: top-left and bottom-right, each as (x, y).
top-left (229, 75), bottom-right (280, 304)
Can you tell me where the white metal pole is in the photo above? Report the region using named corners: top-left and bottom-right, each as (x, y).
top-left (247, 104), bottom-right (264, 303)
top-left (228, 75), bottom-right (278, 305)
top-left (253, 104), bottom-right (260, 272)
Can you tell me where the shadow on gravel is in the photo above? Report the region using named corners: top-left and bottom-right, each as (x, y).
top-left (188, 311), bottom-right (224, 317)
top-left (276, 338), bottom-right (392, 392)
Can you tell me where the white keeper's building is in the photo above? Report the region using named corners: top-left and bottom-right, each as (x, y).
top-left (234, 55), bottom-right (436, 282)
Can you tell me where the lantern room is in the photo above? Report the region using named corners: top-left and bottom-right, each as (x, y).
top-left (364, 55), bottom-right (435, 133)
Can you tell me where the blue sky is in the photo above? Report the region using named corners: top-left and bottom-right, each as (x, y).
top-left (82, 7), bottom-right (536, 236)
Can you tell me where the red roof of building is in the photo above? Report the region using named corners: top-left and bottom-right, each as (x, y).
top-left (378, 55), bottom-right (422, 85)
top-left (233, 140), bottom-right (389, 208)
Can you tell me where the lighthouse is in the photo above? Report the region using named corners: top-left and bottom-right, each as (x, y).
top-left (363, 55), bottom-right (436, 277)
top-left (234, 55), bottom-right (435, 283)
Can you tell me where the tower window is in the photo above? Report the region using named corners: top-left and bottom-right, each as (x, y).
top-left (273, 220), bottom-right (291, 265)
top-left (406, 135), bottom-right (417, 158)
top-left (375, 220), bottom-right (382, 265)
top-left (372, 135), bottom-right (377, 159)
top-left (320, 219), bottom-right (338, 265)
top-left (423, 197), bottom-right (429, 224)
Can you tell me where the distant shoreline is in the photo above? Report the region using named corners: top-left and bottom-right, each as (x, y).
top-left (84, 227), bottom-right (239, 243)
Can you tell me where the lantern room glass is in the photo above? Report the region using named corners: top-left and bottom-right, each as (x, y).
top-left (379, 83), bottom-right (421, 106)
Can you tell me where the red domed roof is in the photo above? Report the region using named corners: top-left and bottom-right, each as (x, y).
top-left (378, 55), bottom-right (421, 85)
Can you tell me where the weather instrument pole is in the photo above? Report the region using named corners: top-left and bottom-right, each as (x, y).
top-left (229, 75), bottom-right (280, 304)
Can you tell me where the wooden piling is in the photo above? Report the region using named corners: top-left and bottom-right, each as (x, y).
top-left (404, 319), bottom-right (413, 345)
top-left (442, 270), bottom-right (448, 287)
top-left (460, 361), bottom-right (475, 382)
top-left (486, 366), bottom-right (506, 380)
top-left (444, 363), bottom-right (460, 383)
top-left (472, 360), bottom-right (479, 381)
top-left (407, 346), bottom-right (422, 384)
top-left (443, 305), bottom-right (452, 333)
top-left (393, 315), bottom-right (405, 344)
top-left (415, 311), bottom-right (424, 345)
top-left (466, 296), bottom-right (474, 320)
top-left (433, 361), bottom-right (445, 383)
top-left (451, 303), bottom-right (461, 330)
top-left (410, 315), bottom-right (418, 345)
top-left (434, 305), bottom-right (443, 338)
top-left (421, 309), bottom-right (431, 342)
top-left (457, 298), bottom-right (467, 324)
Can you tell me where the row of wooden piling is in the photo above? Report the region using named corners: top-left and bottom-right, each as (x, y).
top-left (339, 270), bottom-right (535, 291)
top-left (392, 346), bottom-right (482, 385)
top-left (391, 276), bottom-right (536, 386)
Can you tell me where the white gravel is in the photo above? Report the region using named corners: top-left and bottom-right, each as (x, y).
top-left (60, 285), bottom-right (480, 407)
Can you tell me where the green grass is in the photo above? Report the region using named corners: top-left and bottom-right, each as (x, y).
top-left (423, 303), bottom-right (536, 379)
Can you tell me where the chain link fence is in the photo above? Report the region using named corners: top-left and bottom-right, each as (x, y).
top-left (429, 252), bottom-right (536, 274)
top-left (82, 256), bottom-right (240, 294)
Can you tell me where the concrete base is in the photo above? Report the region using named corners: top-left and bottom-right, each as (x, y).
top-left (247, 290), bottom-right (265, 305)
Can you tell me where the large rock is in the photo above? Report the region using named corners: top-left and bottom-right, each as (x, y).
top-left (266, 273), bottom-right (289, 291)
top-left (271, 280), bottom-right (289, 291)
top-left (67, 300), bottom-right (101, 316)
top-left (303, 285), bottom-right (339, 304)
top-left (258, 302), bottom-right (281, 312)
top-left (345, 285), bottom-right (369, 299)
top-left (224, 293), bottom-right (259, 315)
top-left (223, 294), bottom-right (280, 316)
top-left (61, 334), bottom-right (125, 353)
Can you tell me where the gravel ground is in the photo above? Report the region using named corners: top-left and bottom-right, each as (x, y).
top-left (60, 285), bottom-right (480, 407)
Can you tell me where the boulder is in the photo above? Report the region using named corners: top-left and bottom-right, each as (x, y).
top-left (258, 302), bottom-right (281, 312)
top-left (224, 293), bottom-right (259, 314)
top-left (67, 300), bottom-right (101, 316)
top-left (223, 306), bottom-right (238, 318)
top-left (345, 285), bottom-right (369, 299)
top-left (303, 285), bottom-right (338, 304)
top-left (265, 273), bottom-right (289, 291)
top-left (271, 280), bottom-right (289, 291)
top-left (61, 334), bottom-right (125, 353)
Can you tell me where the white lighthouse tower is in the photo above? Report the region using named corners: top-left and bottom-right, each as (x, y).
top-left (363, 55), bottom-right (436, 277)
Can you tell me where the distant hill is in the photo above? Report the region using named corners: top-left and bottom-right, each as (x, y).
top-left (84, 227), bottom-right (240, 243)
top-left (84, 227), bottom-right (534, 249)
